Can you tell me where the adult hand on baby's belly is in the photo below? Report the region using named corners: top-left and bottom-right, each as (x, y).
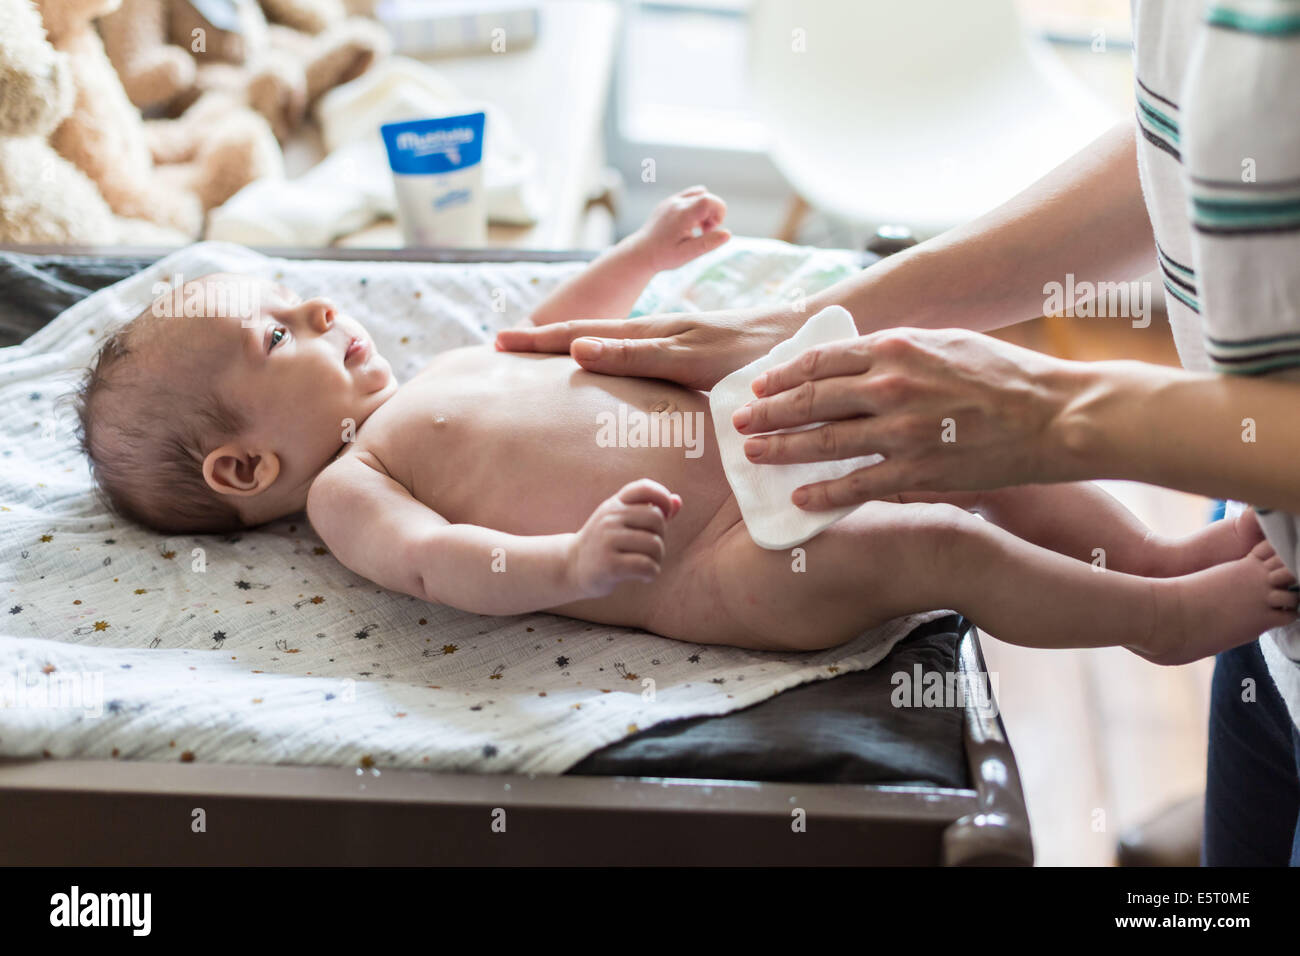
top-left (732, 327), bottom-right (1082, 509)
top-left (494, 308), bottom-right (801, 391)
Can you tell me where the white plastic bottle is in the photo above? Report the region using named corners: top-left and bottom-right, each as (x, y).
top-left (380, 112), bottom-right (488, 247)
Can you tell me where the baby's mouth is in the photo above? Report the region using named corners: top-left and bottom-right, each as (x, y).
top-left (344, 336), bottom-right (370, 366)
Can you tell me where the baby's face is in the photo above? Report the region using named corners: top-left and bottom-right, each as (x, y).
top-left (157, 273), bottom-right (396, 499)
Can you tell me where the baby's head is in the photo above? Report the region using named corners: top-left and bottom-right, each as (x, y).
top-left (74, 273), bottom-right (396, 534)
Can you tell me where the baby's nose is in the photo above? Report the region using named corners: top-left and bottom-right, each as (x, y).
top-left (307, 299), bottom-right (336, 331)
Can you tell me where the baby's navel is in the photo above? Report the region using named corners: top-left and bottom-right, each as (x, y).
top-left (651, 399), bottom-right (677, 415)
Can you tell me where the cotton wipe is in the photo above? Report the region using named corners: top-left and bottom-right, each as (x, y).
top-left (709, 305), bottom-right (881, 550)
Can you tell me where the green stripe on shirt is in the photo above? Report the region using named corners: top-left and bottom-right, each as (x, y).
top-left (1207, 4), bottom-right (1300, 36)
top-left (1191, 195), bottom-right (1300, 232)
top-left (1210, 352), bottom-right (1300, 375)
top-left (1137, 97), bottom-right (1180, 142)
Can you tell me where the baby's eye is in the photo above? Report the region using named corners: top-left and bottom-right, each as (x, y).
top-left (269, 326), bottom-right (288, 350)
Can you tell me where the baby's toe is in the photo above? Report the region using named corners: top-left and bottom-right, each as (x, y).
top-left (1268, 565), bottom-right (1298, 588)
top-left (1251, 539), bottom-right (1278, 562)
top-left (1234, 508), bottom-right (1267, 547)
top-left (1268, 587), bottom-right (1300, 612)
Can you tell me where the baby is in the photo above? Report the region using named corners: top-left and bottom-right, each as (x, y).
top-left (76, 187), bottom-right (1298, 665)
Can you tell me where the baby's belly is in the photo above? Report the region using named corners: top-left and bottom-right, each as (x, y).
top-left (377, 349), bottom-right (737, 553)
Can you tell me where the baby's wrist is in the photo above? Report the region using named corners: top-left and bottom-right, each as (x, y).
top-left (620, 227), bottom-right (662, 271)
top-left (560, 532), bottom-right (592, 600)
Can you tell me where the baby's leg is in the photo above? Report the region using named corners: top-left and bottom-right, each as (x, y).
top-left (655, 500), bottom-right (1297, 665)
top-left (903, 483), bottom-right (1264, 578)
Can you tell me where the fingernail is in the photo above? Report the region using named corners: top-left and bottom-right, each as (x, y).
top-left (792, 488), bottom-right (809, 507)
top-left (752, 374), bottom-right (767, 396)
top-left (732, 404), bottom-right (752, 429)
top-left (573, 338), bottom-right (604, 361)
top-left (744, 437), bottom-right (766, 460)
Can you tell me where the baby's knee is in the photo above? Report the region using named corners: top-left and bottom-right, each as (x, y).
top-left (901, 502), bottom-right (989, 565)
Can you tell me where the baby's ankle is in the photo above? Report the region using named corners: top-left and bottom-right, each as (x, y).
top-left (1137, 530), bottom-right (1184, 577)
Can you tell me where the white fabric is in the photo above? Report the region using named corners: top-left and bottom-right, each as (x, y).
top-left (206, 140), bottom-right (394, 246)
top-left (709, 306), bottom-right (880, 550)
top-left (0, 238), bottom-right (944, 773)
top-left (1134, 0), bottom-right (1300, 728)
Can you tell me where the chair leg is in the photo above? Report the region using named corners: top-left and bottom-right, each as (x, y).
top-left (776, 193), bottom-right (810, 243)
top-left (1116, 793), bottom-right (1204, 866)
top-left (1042, 314), bottom-right (1075, 359)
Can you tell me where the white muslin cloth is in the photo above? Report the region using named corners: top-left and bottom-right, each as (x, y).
top-left (710, 306), bottom-right (880, 550)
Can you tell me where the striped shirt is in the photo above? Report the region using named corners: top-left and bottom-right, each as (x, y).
top-left (1133, 0), bottom-right (1300, 726)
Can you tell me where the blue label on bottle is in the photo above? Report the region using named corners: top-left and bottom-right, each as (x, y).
top-left (380, 112), bottom-right (486, 176)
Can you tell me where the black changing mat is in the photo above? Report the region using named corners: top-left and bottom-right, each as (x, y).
top-left (573, 614), bottom-right (967, 786)
top-left (0, 249), bottom-right (969, 789)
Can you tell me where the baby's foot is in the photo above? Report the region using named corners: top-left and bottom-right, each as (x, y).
top-left (1135, 539), bottom-right (1298, 665)
top-left (1143, 508), bottom-right (1266, 577)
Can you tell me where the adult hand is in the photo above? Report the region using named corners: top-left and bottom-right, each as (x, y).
top-left (495, 307), bottom-right (801, 391)
top-left (732, 327), bottom-right (1086, 509)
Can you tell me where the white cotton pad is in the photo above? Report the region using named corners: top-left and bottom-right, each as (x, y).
top-left (709, 305), bottom-right (882, 550)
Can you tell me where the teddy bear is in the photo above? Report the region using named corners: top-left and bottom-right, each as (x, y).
top-left (33, 0), bottom-right (283, 237)
top-left (99, 0), bottom-right (390, 142)
top-left (0, 0), bottom-right (186, 244)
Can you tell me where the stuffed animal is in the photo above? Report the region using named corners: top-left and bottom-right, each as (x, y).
top-left (100, 0), bottom-right (390, 142)
top-left (33, 0), bottom-right (283, 236)
top-left (0, 0), bottom-right (185, 244)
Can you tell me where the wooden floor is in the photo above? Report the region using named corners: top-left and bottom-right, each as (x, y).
top-left (982, 312), bottom-right (1214, 866)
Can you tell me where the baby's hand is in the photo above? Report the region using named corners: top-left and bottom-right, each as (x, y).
top-left (634, 186), bottom-right (731, 272)
top-left (569, 479), bottom-right (682, 598)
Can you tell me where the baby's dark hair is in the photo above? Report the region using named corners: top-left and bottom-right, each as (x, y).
top-left (73, 306), bottom-right (251, 534)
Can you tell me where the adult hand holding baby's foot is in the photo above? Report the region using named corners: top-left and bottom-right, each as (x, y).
top-left (568, 479), bottom-right (682, 598)
top-left (634, 186), bottom-right (731, 271)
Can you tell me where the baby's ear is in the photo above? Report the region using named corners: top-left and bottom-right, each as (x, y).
top-left (203, 445), bottom-right (281, 497)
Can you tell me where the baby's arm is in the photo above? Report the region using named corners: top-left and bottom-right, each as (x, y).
top-left (307, 455), bottom-right (680, 615)
top-left (526, 186), bottom-right (729, 328)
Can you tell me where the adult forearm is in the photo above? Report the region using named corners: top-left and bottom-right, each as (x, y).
top-left (1057, 362), bottom-right (1300, 512)
top-left (811, 120), bottom-right (1155, 334)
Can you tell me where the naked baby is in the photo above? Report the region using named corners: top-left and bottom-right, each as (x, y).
top-left (76, 187), bottom-right (1299, 665)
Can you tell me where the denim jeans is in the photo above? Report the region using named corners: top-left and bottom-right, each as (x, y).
top-left (1203, 639), bottom-right (1300, 865)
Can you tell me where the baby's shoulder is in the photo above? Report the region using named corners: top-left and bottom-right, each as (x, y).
top-left (308, 448), bottom-right (393, 510)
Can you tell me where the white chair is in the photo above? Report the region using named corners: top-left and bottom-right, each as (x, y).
top-left (749, 0), bottom-right (1119, 239)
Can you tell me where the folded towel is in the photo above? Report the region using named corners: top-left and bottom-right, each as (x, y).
top-left (709, 306), bottom-right (880, 550)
